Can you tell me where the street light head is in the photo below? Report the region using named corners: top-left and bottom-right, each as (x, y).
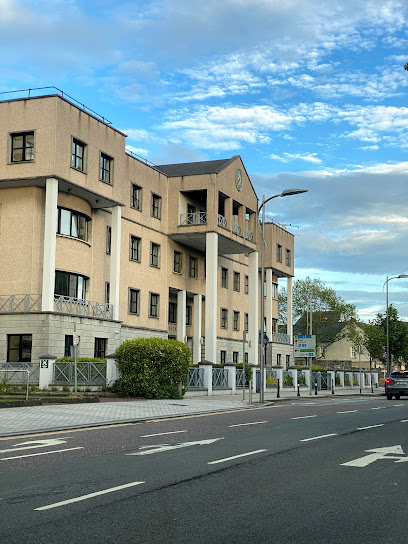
top-left (281, 189), bottom-right (309, 197)
top-left (398, 274), bottom-right (408, 279)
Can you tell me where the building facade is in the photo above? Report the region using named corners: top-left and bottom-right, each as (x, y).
top-left (0, 92), bottom-right (295, 375)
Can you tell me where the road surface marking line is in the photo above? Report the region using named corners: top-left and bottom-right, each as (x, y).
top-left (291, 415), bottom-right (317, 420)
top-left (401, 420), bottom-right (408, 423)
top-left (337, 410), bottom-right (358, 414)
top-left (0, 423), bottom-right (143, 442)
top-left (371, 407), bottom-right (386, 410)
top-left (229, 421), bottom-right (268, 427)
top-left (300, 433), bottom-right (337, 442)
top-left (394, 404), bottom-right (404, 407)
top-left (34, 481), bottom-right (145, 511)
top-left (140, 430), bottom-right (188, 438)
top-left (145, 405), bottom-right (278, 423)
top-left (208, 450), bottom-right (267, 464)
top-left (1, 447), bottom-right (83, 461)
top-left (357, 424), bottom-right (384, 430)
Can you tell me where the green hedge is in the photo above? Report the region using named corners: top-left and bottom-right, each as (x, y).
top-left (112, 337), bottom-right (191, 399)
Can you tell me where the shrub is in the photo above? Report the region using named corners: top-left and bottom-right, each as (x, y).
top-left (113, 337), bottom-right (191, 399)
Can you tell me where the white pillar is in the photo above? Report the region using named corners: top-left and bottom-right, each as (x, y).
top-left (205, 233), bottom-right (218, 363)
top-left (106, 356), bottom-right (119, 386)
top-left (177, 290), bottom-right (187, 343)
top-left (266, 268), bottom-right (273, 340)
top-left (39, 356), bottom-right (56, 389)
top-left (248, 251), bottom-right (259, 367)
top-left (41, 178), bottom-right (58, 311)
top-left (110, 206), bottom-right (122, 321)
top-left (287, 276), bottom-right (293, 344)
top-left (193, 294), bottom-right (202, 363)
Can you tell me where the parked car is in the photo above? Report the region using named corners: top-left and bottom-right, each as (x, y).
top-left (385, 371), bottom-right (408, 400)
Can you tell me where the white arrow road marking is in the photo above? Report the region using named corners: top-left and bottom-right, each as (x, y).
top-left (0, 438), bottom-right (68, 454)
top-left (127, 437), bottom-right (224, 455)
top-left (35, 481), bottom-right (145, 511)
top-left (341, 445), bottom-right (407, 467)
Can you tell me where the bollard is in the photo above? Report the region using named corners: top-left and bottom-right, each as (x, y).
top-left (277, 378), bottom-right (280, 398)
top-left (297, 383), bottom-right (300, 397)
top-left (332, 382), bottom-right (334, 395)
top-left (249, 380), bottom-right (252, 404)
top-left (315, 381), bottom-right (318, 395)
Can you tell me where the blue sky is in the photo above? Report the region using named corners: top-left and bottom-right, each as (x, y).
top-left (1, 0), bottom-right (408, 321)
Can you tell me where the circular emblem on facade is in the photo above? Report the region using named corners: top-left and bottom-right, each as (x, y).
top-left (235, 168), bottom-right (243, 191)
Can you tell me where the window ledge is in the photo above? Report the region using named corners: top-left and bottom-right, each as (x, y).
top-left (57, 234), bottom-right (91, 247)
top-left (70, 165), bottom-right (87, 175)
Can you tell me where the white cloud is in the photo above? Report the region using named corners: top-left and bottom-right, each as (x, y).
top-left (270, 152), bottom-right (322, 164)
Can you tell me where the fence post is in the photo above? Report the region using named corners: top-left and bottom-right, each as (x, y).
top-left (199, 360), bottom-right (213, 396)
top-left (224, 362), bottom-right (236, 395)
top-left (106, 354), bottom-right (119, 386)
top-left (39, 355), bottom-right (57, 389)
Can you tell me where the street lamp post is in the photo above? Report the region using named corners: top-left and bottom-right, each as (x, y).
top-left (384, 274), bottom-right (408, 375)
top-left (258, 189), bottom-right (308, 403)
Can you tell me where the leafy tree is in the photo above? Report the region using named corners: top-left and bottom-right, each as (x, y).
top-left (279, 277), bottom-right (357, 349)
top-left (371, 305), bottom-right (408, 371)
top-left (404, 62), bottom-right (408, 71)
top-left (345, 319), bottom-right (386, 369)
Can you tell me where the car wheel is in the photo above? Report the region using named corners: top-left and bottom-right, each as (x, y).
top-left (395, 394), bottom-right (401, 400)
top-left (387, 394), bottom-right (393, 400)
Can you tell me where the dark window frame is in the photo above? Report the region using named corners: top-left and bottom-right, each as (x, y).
top-left (151, 193), bottom-right (162, 219)
top-left (220, 350), bottom-right (226, 365)
top-left (55, 270), bottom-right (88, 300)
top-left (168, 302), bottom-right (177, 323)
top-left (149, 292), bottom-right (160, 318)
top-left (106, 226), bottom-right (111, 254)
top-left (7, 334), bottom-right (32, 362)
top-left (233, 311), bottom-right (240, 331)
top-left (10, 131), bottom-right (35, 163)
top-left (189, 256), bottom-right (198, 278)
top-left (186, 305), bottom-right (192, 326)
top-left (71, 137), bottom-right (87, 172)
top-left (221, 267), bottom-right (228, 288)
top-left (244, 275), bottom-right (249, 294)
top-left (221, 308), bottom-right (228, 329)
top-left (173, 251), bottom-right (182, 274)
top-left (57, 207), bottom-right (90, 242)
top-left (130, 235), bottom-right (142, 262)
top-left (277, 244), bottom-right (282, 263)
top-left (94, 338), bottom-right (107, 359)
top-left (129, 288), bottom-right (140, 315)
top-left (100, 152), bottom-right (113, 184)
top-left (233, 271), bottom-right (240, 292)
top-left (150, 242), bottom-right (160, 268)
top-left (131, 184), bottom-right (143, 211)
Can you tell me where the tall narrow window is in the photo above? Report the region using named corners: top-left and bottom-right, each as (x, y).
top-left (131, 184), bottom-right (142, 211)
top-left (244, 275), bottom-right (249, 294)
top-left (233, 272), bottom-right (240, 292)
top-left (149, 293), bottom-right (160, 317)
top-left (105, 282), bottom-right (110, 304)
top-left (71, 138), bottom-right (87, 172)
top-left (64, 335), bottom-right (73, 357)
top-left (10, 131), bottom-right (34, 162)
top-left (106, 226), bottom-right (111, 254)
top-left (233, 311), bottom-right (240, 330)
top-left (130, 235), bottom-right (141, 262)
top-left (151, 193), bottom-right (162, 219)
top-left (169, 302), bottom-right (177, 323)
top-left (233, 352), bottom-right (239, 365)
top-left (220, 350), bottom-right (226, 365)
top-left (221, 267), bottom-right (228, 288)
top-left (7, 334), bottom-right (32, 362)
top-left (174, 251), bottom-right (182, 273)
top-left (221, 308), bottom-right (228, 329)
top-left (150, 242), bottom-right (160, 267)
top-left (277, 244), bottom-right (282, 263)
top-left (285, 249), bottom-right (291, 266)
top-left (100, 152), bottom-right (113, 184)
top-left (244, 313), bottom-right (249, 332)
top-left (129, 288), bottom-right (140, 315)
top-left (189, 256), bottom-right (198, 278)
top-left (94, 338), bottom-right (107, 359)
top-left (186, 305), bottom-right (192, 326)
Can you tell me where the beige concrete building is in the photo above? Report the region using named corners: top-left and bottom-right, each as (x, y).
top-left (0, 92), bottom-right (295, 375)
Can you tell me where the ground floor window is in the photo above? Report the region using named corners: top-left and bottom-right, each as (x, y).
top-left (220, 350), bottom-right (226, 365)
top-left (94, 338), bottom-right (107, 359)
top-left (7, 334), bottom-right (32, 362)
top-left (64, 335), bottom-right (73, 357)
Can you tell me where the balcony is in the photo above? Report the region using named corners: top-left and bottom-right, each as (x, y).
top-left (232, 221), bottom-right (242, 236)
top-left (271, 332), bottom-right (291, 344)
top-left (245, 229), bottom-right (254, 243)
top-left (180, 211), bottom-right (207, 226)
top-left (54, 296), bottom-right (113, 319)
top-left (218, 214), bottom-right (228, 230)
top-left (0, 294), bottom-right (42, 313)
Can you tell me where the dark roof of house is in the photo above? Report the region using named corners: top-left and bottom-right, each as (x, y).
top-left (157, 156), bottom-right (238, 177)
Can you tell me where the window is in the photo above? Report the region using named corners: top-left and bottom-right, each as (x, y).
top-left (94, 338), bottom-right (107, 359)
top-left (272, 282), bottom-right (278, 299)
top-left (221, 308), bottom-right (228, 329)
top-left (220, 350), bottom-right (226, 365)
top-left (174, 251), bottom-right (182, 274)
top-left (285, 249), bottom-right (291, 266)
top-left (151, 193), bottom-right (162, 219)
top-left (64, 335), bottom-right (73, 357)
top-left (233, 351), bottom-right (238, 365)
top-left (245, 352), bottom-right (248, 364)
top-left (286, 354), bottom-right (290, 367)
top-left (55, 271), bottom-right (88, 300)
top-left (189, 256), bottom-right (198, 278)
top-left (100, 152), bottom-right (113, 184)
top-left (10, 131), bottom-right (34, 162)
top-left (7, 334), bottom-right (32, 362)
top-left (221, 267), bottom-right (228, 288)
top-left (105, 282), bottom-right (110, 304)
top-left (129, 288), bottom-right (140, 315)
top-left (130, 235), bottom-right (141, 262)
top-left (186, 305), bottom-right (192, 326)
top-left (169, 302), bottom-right (177, 323)
top-left (131, 184), bottom-right (142, 211)
top-left (244, 275), bottom-right (249, 294)
top-left (150, 242), bottom-right (160, 267)
top-left (277, 353), bottom-right (281, 366)
top-left (106, 226), bottom-right (111, 254)
top-left (233, 311), bottom-right (240, 331)
top-left (71, 138), bottom-right (86, 172)
top-left (233, 272), bottom-right (240, 292)
top-left (351, 346), bottom-right (357, 358)
top-left (244, 313), bottom-right (249, 332)
top-left (149, 293), bottom-right (160, 318)
top-left (57, 207), bottom-right (90, 242)
top-left (277, 244), bottom-right (282, 263)
top-left (272, 318), bottom-right (278, 333)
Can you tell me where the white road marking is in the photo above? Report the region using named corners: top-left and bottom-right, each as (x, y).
top-left (127, 437), bottom-right (224, 455)
top-left (208, 450), bottom-right (267, 464)
top-left (357, 424), bottom-right (384, 430)
top-left (337, 410), bottom-right (358, 414)
top-left (140, 430), bottom-right (187, 438)
top-left (401, 419), bottom-right (408, 423)
top-left (228, 421), bottom-right (268, 427)
top-left (0, 438), bottom-right (68, 454)
top-left (371, 407), bottom-right (386, 410)
top-left (300, 433), bottom-right (337, 442)
top-left (394, 404), bottom-right (404, 407)
top-left (1, 447), bottom-right (83, 461)
top-left (341, 445), bottom-right (407, 467)
top-left (291, 415), bottom-right (317, 420)
top-left (35, 481), bottom-right (145, 511)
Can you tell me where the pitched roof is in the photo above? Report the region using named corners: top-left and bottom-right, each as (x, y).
top-left (157, 156), bottom-right (238, 177)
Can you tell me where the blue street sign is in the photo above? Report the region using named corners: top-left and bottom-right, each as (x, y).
top-left (263, 336), bottom-right (269, 345)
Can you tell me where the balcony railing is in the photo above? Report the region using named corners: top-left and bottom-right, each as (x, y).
top-left (245, 229), bottom-right (254, 242)
top-left (232, 221), bottom-right (242, 236)
top-left (271, 332), bottom-right (291, 344)
top-left (179, 212), bottom-right (207, 226)
top-left (54, 296), bottom-right (113, 319)
top-left (0, 294), bottom-right (42, 313)
top-left (218, 214), bottom-right (228, 229)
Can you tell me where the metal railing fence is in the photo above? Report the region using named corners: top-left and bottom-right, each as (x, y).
top-left (186, 367), bottom-right (204, 388)
top-left (53, 361), bottom-right (107, 385)
top-left (212, 368), bottom-right (228, 387)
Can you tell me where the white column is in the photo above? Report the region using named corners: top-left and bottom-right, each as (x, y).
top-left (177, 290), bottom-right (187, 343)
top-left (266, 268), bottom-right (273, 340)
top-left (106, 357), bottom-right (119, 386)
top-left (41, 178), bottom-right (58, 311)
top-left (248, 251), bottom-right (259, 367)
top-left (205, 233), bottom-right (218, 363)
top-left (287, 276), bottom-right (293, 344)
top-left (110, 206), bottom-right (122, 321)
top-left (193, 294), bottom-right (202, 363)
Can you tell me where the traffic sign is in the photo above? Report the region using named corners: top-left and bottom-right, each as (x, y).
top-left (263, 336), bottom-right (269, 345)
top-left (294, 334), bottom-right (316, 358)
top-left (40, 359), bottom-right (49, 369)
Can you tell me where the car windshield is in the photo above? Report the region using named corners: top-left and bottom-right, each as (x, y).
top-left (390, 372), bottom-right (408, 378)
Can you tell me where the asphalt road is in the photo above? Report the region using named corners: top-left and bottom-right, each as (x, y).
top-left (1, 397), bottom-right (408, 544)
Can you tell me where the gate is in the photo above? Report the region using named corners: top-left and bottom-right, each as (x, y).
top-left (311, 371), bottom-right (331, 391)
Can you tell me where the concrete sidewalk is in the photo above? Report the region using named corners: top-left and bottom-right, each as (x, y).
top-left (0, 388), bottom-right (384, 438)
